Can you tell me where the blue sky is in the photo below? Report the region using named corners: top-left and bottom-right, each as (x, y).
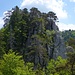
top-left (1, 0), bottom-right (75, 31)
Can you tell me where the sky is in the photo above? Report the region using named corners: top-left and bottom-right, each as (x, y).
top-left (1, 0), bottom-right (75, 31)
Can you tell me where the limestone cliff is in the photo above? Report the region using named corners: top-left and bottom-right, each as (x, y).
top-left (25, 12), bottom-right (67, 68)
top-left (45, 19), bottom-right (66, 59)
top-left (5, 7), bottom-right (67, 68)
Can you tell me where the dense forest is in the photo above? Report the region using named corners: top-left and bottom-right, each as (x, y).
top-left (0, 6), bottom-right (75, 75)
top-left (62, 30), bottom-right (75, 42)
top-left (62, 30), bottom-right (75, 49)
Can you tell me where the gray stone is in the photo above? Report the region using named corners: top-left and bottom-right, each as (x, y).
top-left (26, 18), bottom-right (67, 67)
top-left (46, 20), bottom-right (67, 59)
top-left (53, 31), bottom-right (66, 59)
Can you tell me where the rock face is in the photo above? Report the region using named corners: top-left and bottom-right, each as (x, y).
top-left (66, 46), bottom-right (74, 53)
top-left (23, 8), bottom-right (67, 68)
top-left (53, 31), bottom-right (66, 58)
top-left (3, 7), bottom-right (67, 68)
top-left (25, 19), bottom-right (66, 68)
top-left (46, 20), bottom-right (66, 59)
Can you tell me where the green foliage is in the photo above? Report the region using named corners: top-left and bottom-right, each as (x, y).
top-left (35, 64), bottom-right (45, 75)
top-left (46, 54), bottom-right (75, 75)
top-left (46, 56), bottom-right (69, 75)
top-left (62, 30), bottom-right (75, 50)
top-left (46, 59), bottom-right (56, 75)
top-left (0, 50), bottom-right (35, 75)
top-left (67, 38), bottom-right (75, 49)
top-left (45, 30), bottom-right (55, 45)
top-left (0, 28), bottom-right (6, 58)
top-left (1, 6), bottom-right (58, 63)
top-left (1, 6), bottom-right (71, 75)
top-left (62, 30), bottom-right (75, 42)
top-left (1, 49), bottom-right (75, 75)
top-left (67, 52), bottom-right (75, 75)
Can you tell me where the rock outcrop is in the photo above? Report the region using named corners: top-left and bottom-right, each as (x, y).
top-left (46, 19), bottom-right (66, 59)
top-left (53, 30), bottom-right (66, 58)
top-left (3, 7), bottom-right (67, 69)
top-left (21, 8), bottom-right (67, 68)
top-left (25, 18), bottom-right (66, 68)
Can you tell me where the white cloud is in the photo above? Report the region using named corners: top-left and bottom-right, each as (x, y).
top-left (3, 11), bottom-right (8, 16)
top-left (0, 10), bottom-right (12, 29)
top-left (45, 0), bottom-right (68, 19)
top-left (21, 0), bottom-right (44, 7)
top-left (0, 17), bottom-right (4, 29)
top-left (0, 11), bottom-right (8, 29)
top-left (57, 22), bottom-right (75, 31)
top-left (20, 0), bottom-right (68, 19)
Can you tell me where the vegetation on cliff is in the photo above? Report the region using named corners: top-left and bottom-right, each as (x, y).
top-left (0, 6), bottom-right (75, 75)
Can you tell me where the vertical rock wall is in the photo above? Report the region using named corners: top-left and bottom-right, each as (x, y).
top-left (46, 20), bottom-right (66, 59)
